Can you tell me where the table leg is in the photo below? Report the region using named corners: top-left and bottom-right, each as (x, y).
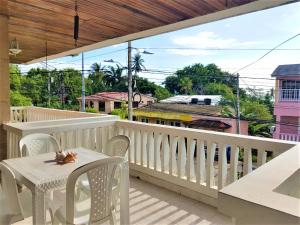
top-left (120, 161), bottom-right (130, 225)
top-left (32, 188), bottom-right (46, 225)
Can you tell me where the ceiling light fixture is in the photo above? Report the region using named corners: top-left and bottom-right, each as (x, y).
top-left (9, 38), bottom-right (22, 56)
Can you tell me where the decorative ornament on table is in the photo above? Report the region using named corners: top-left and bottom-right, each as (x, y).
top-left (55, 151), bottom-right (77, 164)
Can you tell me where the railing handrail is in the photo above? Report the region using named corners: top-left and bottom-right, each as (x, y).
top-left (4, 115), bottom-right (119, 136)
top-left (10, 106), bottom-right (108, 123)
top-left (279, 88), bottom-right (300, 91)
top-left (279, 89), bottom-right (300, 101)
top-left (116, 120), bottom-right (296, 152)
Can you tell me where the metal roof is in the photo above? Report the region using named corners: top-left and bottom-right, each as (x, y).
top-left (135, 103), bottom-right (222, 117)
top-left (160, 95), bottom-right (221, 105)
top-left (271, 64), bottom-right (300, 77)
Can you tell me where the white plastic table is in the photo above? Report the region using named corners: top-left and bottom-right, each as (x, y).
top-left (3, 147), bottom-right (129, 225)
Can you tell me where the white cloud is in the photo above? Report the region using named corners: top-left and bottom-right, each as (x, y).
top-left (170, 31), bottom-right (259, 50)
top-left (167, 31), bottom-right (260, 56)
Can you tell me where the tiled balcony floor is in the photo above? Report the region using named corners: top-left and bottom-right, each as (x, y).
top-left (0, 177), bottom-right (232, 225)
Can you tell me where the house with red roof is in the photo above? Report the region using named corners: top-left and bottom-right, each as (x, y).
top-left (77, 92), bottom-right (156, 114)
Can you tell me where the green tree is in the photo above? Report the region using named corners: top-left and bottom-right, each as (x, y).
top-left (10, 91), bottom-right (32, 106)
top-left (240, 100), bottom-right (272, 121)
top-left (165, 63), bottom-right (237, 94)
top-left (179, 77), bottom-right (193, 95)
top-left (164, 76), bottom-right (179, 94)
top-left (111, 102), bottom-right (128, 119)
top-left (134, 76), bottom-right (156, 95)
top-left (10, 64), bottom-right (22, 91)
top-left (21, 68), bottom-right (48, 105)
top-left (204, 83), bottom-right (235, 100)
top-left (88, 63), bottom-right (106, 93)
top-left (248, 123), bottom-right (272, 138)
top-left (154, 86), bottom-right (172, 100)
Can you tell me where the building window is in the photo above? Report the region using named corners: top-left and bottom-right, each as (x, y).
top-left (99, 101), bottom-right (105, 111)
top-left (133, 101), bottom-right (139, 108)
top-left (280, 80), bottom-right (300, 101)
top-left (114, 102), bottom-right (122, 109)
top-left (156, 119), bottom-right (165, 125)
top-left (141, 118), bottom-right (149, 123)
top-left (170, 121), bottom-right (181, 127)
top-left (281, 80), bottom-right (300, 89)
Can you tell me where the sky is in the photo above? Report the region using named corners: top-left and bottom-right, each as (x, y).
top-left (20, 1), bottom-right (300, 92)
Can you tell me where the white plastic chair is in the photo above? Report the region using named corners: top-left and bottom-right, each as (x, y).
top-left (76, 135), bottom-right (130, 204)
top-left (0, 162), bottom-right (24, 225)
top-left (19, 133), bottom-right (60, 157)
top-left (51, 157), bottom-right (123, 225)
top-left (105, 135), bottom-right (130, 158)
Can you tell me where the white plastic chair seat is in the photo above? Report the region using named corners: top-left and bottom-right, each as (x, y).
top-left (53, 198), bottom-right (90, 225)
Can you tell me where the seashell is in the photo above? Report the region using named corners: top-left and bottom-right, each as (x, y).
top-left (63, 152), bottom-right (77, 163)
top-left (55, 151), bottom-right (66, 162)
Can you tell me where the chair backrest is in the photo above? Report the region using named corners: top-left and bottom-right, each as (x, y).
top-left (65, 157), bottom-right (123, 225)
top-left (106, 135), bottom-right (130, 157)
top-left (0, 162), bottom-right (24, 219)
top-left (19, 133), bottom-right (60, 157)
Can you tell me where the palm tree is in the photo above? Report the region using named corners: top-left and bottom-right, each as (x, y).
top-left (104, 65), bottom-right (124, 87)
top-left (88, 63), bottom-right (106, 93)
top-left (132, 53), bottom-right (145, 75)
top-left (90, 62), bottom-right (105, 73)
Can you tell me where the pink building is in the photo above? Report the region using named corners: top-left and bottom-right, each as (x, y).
top-left (272, 64), bottom-right (300, 142)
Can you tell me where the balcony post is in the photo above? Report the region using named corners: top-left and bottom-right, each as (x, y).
top-left (0, 0), bottom-right (10, 160)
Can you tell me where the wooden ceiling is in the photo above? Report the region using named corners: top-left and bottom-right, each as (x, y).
top-left (5, 0), bottom-right (272, 64)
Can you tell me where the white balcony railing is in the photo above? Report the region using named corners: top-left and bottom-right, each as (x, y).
top-left (10, 106), bottom-right (105, 123)
top-left (279, 89), bottom-right (300, 102)
top-left (280, 133), bottom-right (300, 142)
top-left (4, 116), bottom-right (296, 207)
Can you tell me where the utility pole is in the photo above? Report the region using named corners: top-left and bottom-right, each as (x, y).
top-left (236, 73), bottom-right (241, 134)
top-left (81, 52), bottom-right (85, 112)
top-left (46, 41), bottom-right (51, 106)
top-left (127, 41), bottom-right (133, 120)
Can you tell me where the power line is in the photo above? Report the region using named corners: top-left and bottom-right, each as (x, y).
top-left (138, 47), bottom-right (300, 51)
top-left (233, 32), bottom-right (300, 74)
top-left (65, 48), bottom-right (127, 63)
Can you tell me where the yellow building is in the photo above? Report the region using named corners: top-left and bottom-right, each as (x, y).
top-left (134, 103), bottom-right (248, 134)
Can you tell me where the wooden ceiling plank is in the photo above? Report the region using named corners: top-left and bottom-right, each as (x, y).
top-left (10, 0), bottom-right (141, 33)
top-left (50, 0), bottom-right (164, 29)
top-left (107, 0), bottom-right (182, 22)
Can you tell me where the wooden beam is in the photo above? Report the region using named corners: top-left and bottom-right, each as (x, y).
top-left (0, 0), bottom-right (10, 160)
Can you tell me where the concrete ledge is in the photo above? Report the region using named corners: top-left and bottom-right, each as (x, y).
top-left (218, 144), bottom-right (300, 225)
top-left (129, 168), bottom-right (218, 207)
